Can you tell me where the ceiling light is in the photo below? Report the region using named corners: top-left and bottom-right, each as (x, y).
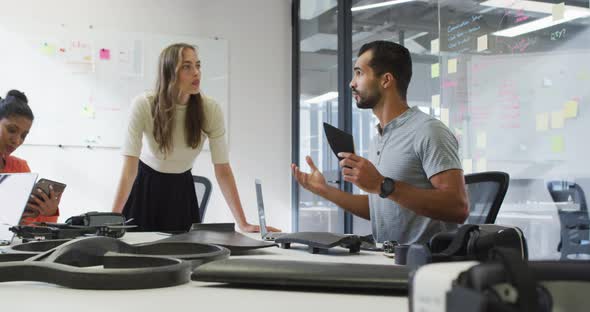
top-left (351, 0), bottom-right (416, 12)
top-left (481, 0), bottom-right (556, 14)
top-left (303, 92), bottom-right (339, 104)
top-left (481, 0), bottom-right (590, 37)
top-left (406, 31), bottom-right (429, 41)
top-left (492, 9), bottom-right (590, 37)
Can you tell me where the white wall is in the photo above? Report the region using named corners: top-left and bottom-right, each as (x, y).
top-left (2, 0), bottom-right (293, 231)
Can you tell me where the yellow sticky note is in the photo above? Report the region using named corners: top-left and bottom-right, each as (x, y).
top-left (82, 105), bottom-right (95, 118)
top-left (476, 158), bottom-right (487, 172)
top-left (552, 3), bottom-right (565, 21)
top-left (551, 111), bottom-right (565, 129)
top-left (463, 159), bottom-right (473, 174)
top-left (431, 38), bottom-right (439, 54)
top-left (477, 35), bottom-right (488, 52)
top-left (431, 63), bottom-right (440, 78)
top-left (448, 58), bottom-right (457, 74)
top-left (564, 100), bottom-right (578, 118)
top-left (41, 43), bottom-right (56, 56)
top-left (431, 94), bottom-right (440, 109)
top-left (476, 131), bottom-right (487, 149)
top-left (551, 136), bottom-right (564, 153)
top-left (536, 113), bottom-right (549, 131)
top-left (577, 71), bottom-right (590, 81)
top-left (441, 108), bottom-right (449, 127)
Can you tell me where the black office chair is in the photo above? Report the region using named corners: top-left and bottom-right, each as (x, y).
top-left (547, 181), bottom-right (590, 260)
top-left (464, 171), bottom-right (510, 224)
top-left (427, 171), bottom-right (510, 252)
top-left (193, 175), bottom-right (213, 222)
top-left (547, 181), bottom-right (587, 211)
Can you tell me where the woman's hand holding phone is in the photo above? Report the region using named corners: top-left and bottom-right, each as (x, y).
top-left (24, 184), bottom-right (63, 218)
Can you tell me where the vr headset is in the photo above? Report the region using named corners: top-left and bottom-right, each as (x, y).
top-left (411, 247), bottom-right (590, 312)
top-left (405, 224), bottom-right (528, 269)
top-left (406, 224), bottom-right (529, 312)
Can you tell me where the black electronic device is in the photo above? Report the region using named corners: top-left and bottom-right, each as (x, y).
top-left (193, 258), bottom-right (411, 291)
top-left (10, 212), bottom-right (135, 240)
top-left (406, 224), bottom-right (528, 269)
top-left (383, 240), bottom-right (398, 257)
top-left (153, 223), bottom-right (277, 254)
top-left (0, 236), bottom-right (230, 289)
top-left (323, 122), bottom-right (355, 160)
top-left (410, 247), bottom-right (590, 312)
top-left (32, 178), bottom-right (66, 197)
top-left (275, 232), bottom-right (362, 254)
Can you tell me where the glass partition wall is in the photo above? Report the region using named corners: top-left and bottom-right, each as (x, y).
top-left (296, 0), bottom-right (345, 233)
top-left (294, 0), bottom-right (590, 260)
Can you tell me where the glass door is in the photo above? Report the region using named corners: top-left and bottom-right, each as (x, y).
top-left (295, 0), bottom-right (345, 233)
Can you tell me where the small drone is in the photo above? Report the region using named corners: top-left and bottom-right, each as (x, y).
top-left (10, 212), bottom-right (136, 241)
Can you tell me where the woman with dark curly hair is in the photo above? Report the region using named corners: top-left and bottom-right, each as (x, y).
top-left (0, 89), bottom-right (62, 224)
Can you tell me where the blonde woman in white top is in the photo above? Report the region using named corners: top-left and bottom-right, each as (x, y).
top-left (112, 43), bottom-right (278, 233)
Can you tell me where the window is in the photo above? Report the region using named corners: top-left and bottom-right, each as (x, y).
top-left (293, 0), bottom-right (590, 260)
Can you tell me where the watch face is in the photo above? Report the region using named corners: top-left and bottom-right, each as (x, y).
top-left (380, 178), bottom-right (395, 198)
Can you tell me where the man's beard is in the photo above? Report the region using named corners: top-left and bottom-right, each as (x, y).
top-left (353, 89), bottom-right (381, 109)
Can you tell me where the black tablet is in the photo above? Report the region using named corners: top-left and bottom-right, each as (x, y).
top-left (323, 122), bottom-right (355, 160)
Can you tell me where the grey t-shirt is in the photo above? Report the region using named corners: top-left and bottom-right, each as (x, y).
top-left (368, 106), bottom-right (462, 244)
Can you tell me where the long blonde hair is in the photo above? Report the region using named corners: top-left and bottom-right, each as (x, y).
top-left (152, 43), bottom-right (204, 155)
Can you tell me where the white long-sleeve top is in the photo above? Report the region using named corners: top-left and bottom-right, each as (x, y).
top-left (121, 92), bottom-right (229, 173)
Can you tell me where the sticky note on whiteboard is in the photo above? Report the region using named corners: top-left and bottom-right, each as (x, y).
top-left (477, 35), bottom-right (488, 52)
top-left (431, 94), bottom-right (440, 109)
top-left (552, 3), bottom-right (565, 21)
top-left (551, 136), bottom-right (564, 153)
top-left (448, 58), bottom-right (457, 74)
top-left (551, 111), bottom-right (565, 129)
top-left (536, 113), bottom-right (549, 131)
top-left (441, 108), bottom-right (449, 127)
top-left (99, 48), bottom-right (111, 60)
top-left (41, 43), bottom-right (56, 56)
top-left (431, 63), bottom-right (440, 78)
top-left (564, 100), bottom-right (578, 118)
top-left (431, 38), bottom-right (440, 54)
top-left (577, 71), bottom-right (590, 81)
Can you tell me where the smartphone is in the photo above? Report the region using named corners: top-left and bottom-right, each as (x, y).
top-left (33, 178), bottom-right (67, 197)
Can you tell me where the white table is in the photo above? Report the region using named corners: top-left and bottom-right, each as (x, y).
top-left (0, 232), bottom-right (409, 312)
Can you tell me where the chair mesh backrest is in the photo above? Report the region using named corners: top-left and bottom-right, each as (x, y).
top-left (193, 176), bottom-right (212, 221)
top-left (194, 183), bottom-right (206, 204)
top-left (547, 181), bottom-right (588, 212)
top-left (464, 172), bottom-right (510, 224)
top-left (547, 181), bottom-right (590, 259)
top-left (466, 181), bottom-right (501, 224)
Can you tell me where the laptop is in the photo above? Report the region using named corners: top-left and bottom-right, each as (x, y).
top-left (0, 173), bottom-right (38, 245)
top-left (255, 179), bottom-right (287, 241)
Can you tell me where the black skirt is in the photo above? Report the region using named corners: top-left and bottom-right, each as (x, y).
top-left (122, 160), bottom-right (200, 232)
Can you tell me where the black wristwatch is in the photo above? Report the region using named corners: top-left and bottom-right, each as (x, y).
top-left (379, 177), bottom-right (396, 198)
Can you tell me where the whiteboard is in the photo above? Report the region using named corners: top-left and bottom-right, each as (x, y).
top-left (0, 25), bottom-right (228, 148)
top-left (465, 50), bottom-right (589, 163)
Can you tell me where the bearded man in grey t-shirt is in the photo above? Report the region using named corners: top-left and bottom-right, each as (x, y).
top-left (292, 40), bottom-right (469, 244)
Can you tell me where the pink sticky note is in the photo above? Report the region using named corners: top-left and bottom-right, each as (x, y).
top-left (99, 48), bottom-right (111, 60)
